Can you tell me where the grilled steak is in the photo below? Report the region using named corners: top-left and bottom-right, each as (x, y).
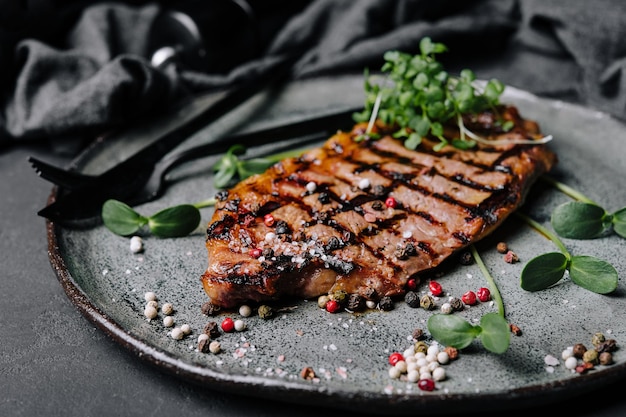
top-left (201, 105), bottom-right (556, 308)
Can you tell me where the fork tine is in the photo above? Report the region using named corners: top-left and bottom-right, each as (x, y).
top-left (27, 156), bottom-right (95, 190)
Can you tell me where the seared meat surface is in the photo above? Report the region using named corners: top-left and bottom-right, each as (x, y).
top-left (201, 105), bottom-right (556, 308)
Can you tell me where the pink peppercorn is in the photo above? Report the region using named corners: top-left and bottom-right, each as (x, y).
top-left (418, 378), bottom-right (435, 391)
top-left (388, 352), bottom-right (404, 366)
top-left (250, 248), bottom-right (262, 258)
top-left (461, 290), bottom-right (477, 306)
top-left (385, 196), bottom-right (398, 208)
top-left (221, 317), bottom-right (235, 332)
top-left (406, 278), bottom-right (418, 291)
top-left (325, 299), bottom-right (341, 313)
top-left (429, 281), bottom-right (443, 297)
top-left (264, 214), bottom-right (275, 227)
top-left (477, 287), bottom-right (491, 302)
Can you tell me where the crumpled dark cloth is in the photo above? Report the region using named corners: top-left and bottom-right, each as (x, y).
top-left (1, 0), bottom-right (625, 151)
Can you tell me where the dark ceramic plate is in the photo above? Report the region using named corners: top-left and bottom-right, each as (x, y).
top-left (47, 75), bottom-right (626, 415)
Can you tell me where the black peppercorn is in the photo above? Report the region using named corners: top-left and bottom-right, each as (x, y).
top-left (395, 247), bottom-right (408, 260)
top-left (215, 190), bottom-right (229, 201)
top-left (346, 293), bottom-right (365, 311)
top-left (198, 338), bottom-right (210, 353)
top-left (412, 328), bottom-right (425, 341)
top-left (459, 251), bottom-right (473, 265)
top-left (449, 297), bottom-right (464, 312)
top-left (201, 302), bottom-right (221, 316)
top-left (318, 192), bottom-right (330, 204)
top-left (404, 291), bottom-right (420, 308)
top-left (203, 321), bottom-right (221, 339)
top-left (378, 296), bottom-right (394, 311)
top-left (275, 220), bottom-right (291, 235)
top-left (325, 236), bottom-right (342, 252)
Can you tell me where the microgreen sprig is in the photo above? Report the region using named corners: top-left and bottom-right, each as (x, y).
top-left (427, 245), bottom-right (511, 354)
top-left (213, 144), bottom-right (308, 189)
top-left (541, 175), bottom-right (626, 239)
top-left (516, 212), bottom-right (618, 294)
top-left (353, 37), bottom-right (510, 151)
top-left (102, 198), bottom-right (215, 238)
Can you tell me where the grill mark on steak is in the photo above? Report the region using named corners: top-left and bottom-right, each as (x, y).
top-left (202, 105), bottom-right (557, 308)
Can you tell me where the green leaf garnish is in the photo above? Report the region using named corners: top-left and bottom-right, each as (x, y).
top-left (517, 212), bottom-right (618, 294)
top-left (427, 314), bottom-right (479, 350)
top-left (428, 245), bottom-right (510, 354)
top-left (614, 207), bottom-right (626, 238)
top-left (520, 252), bottom-right (568, 292)
top-left (213, 144), bottom-right (307, 189)
top-left (148, 204), bottom-right (202, 238)
top-left (427, 313), bottom-right (510, 354)
top-left (357, 37), bottom-right (511, 150)
top-left (102, 199), bottom-right (148, 236)
top-left (213, 144), bottom-right (246, 188)
top-left (569, 255), bottom-right (618, 294)
top-left (478, 313), bottom-right (511, 354)
top-left (542, 175), bottom-right (624, 240)
top-left (101, 198), bottom-right (216, 238)
top-left (551, 201), bottom-right (610, 239)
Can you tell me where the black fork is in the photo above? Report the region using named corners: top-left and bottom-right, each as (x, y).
top-left (34, 107), bottom-right (359, 223)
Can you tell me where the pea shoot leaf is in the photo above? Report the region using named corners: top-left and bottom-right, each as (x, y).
top-left (213, 144), bottom-right (305, 189)
top-left (551, 201), bottom-right (609, 239)
top-left (520, 252), bottom-right (568, 292)
top-left (213, 144), bottom-right (246, 188)
top-left (148, 204), bottom-right (201, 238)
top-left (427, 314), bottom-right (480, 350)
top-left (478, 313), bottom-right (510, 354)
top-left (102, 199), bottom-right (147, 236)
top-left (569, 255), bottom-right (618, 294)
top-left (236, 157), bottom-right (275, 180)
top-left (613, 207), bottom-right (626, 238)
top-left (102, 200), bottom-right (203, 238)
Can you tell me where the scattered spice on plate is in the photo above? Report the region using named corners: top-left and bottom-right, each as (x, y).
top-left (300, 366), bottom-right (316, 380)
top-left (503, 250), bottom-right (519, 264)
top-left (496, 242), bottom-right (508, 254)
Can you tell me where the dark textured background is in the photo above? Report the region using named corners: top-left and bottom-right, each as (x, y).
top-left (2, 1), bottom-right (626, 416)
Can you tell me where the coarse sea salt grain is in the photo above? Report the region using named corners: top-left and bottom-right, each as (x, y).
top-left (544, 355), bottom-right (560, 366)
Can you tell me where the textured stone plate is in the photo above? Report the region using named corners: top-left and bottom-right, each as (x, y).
top-left (47, 75), bottom-right (626, 415)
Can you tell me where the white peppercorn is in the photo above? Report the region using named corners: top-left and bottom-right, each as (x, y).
top-left (144, 306), bottom-right (158, 320)
top-left (209, 340), bottom-right (221, 354)
top-left (238, 304), bottom-right (252, 317)
top-left (161, 303), bottom-right (174, 315)
top-left (234, 319), bottom-right (247, 332)
top-left (171, 327), bottom-right (184, 340)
